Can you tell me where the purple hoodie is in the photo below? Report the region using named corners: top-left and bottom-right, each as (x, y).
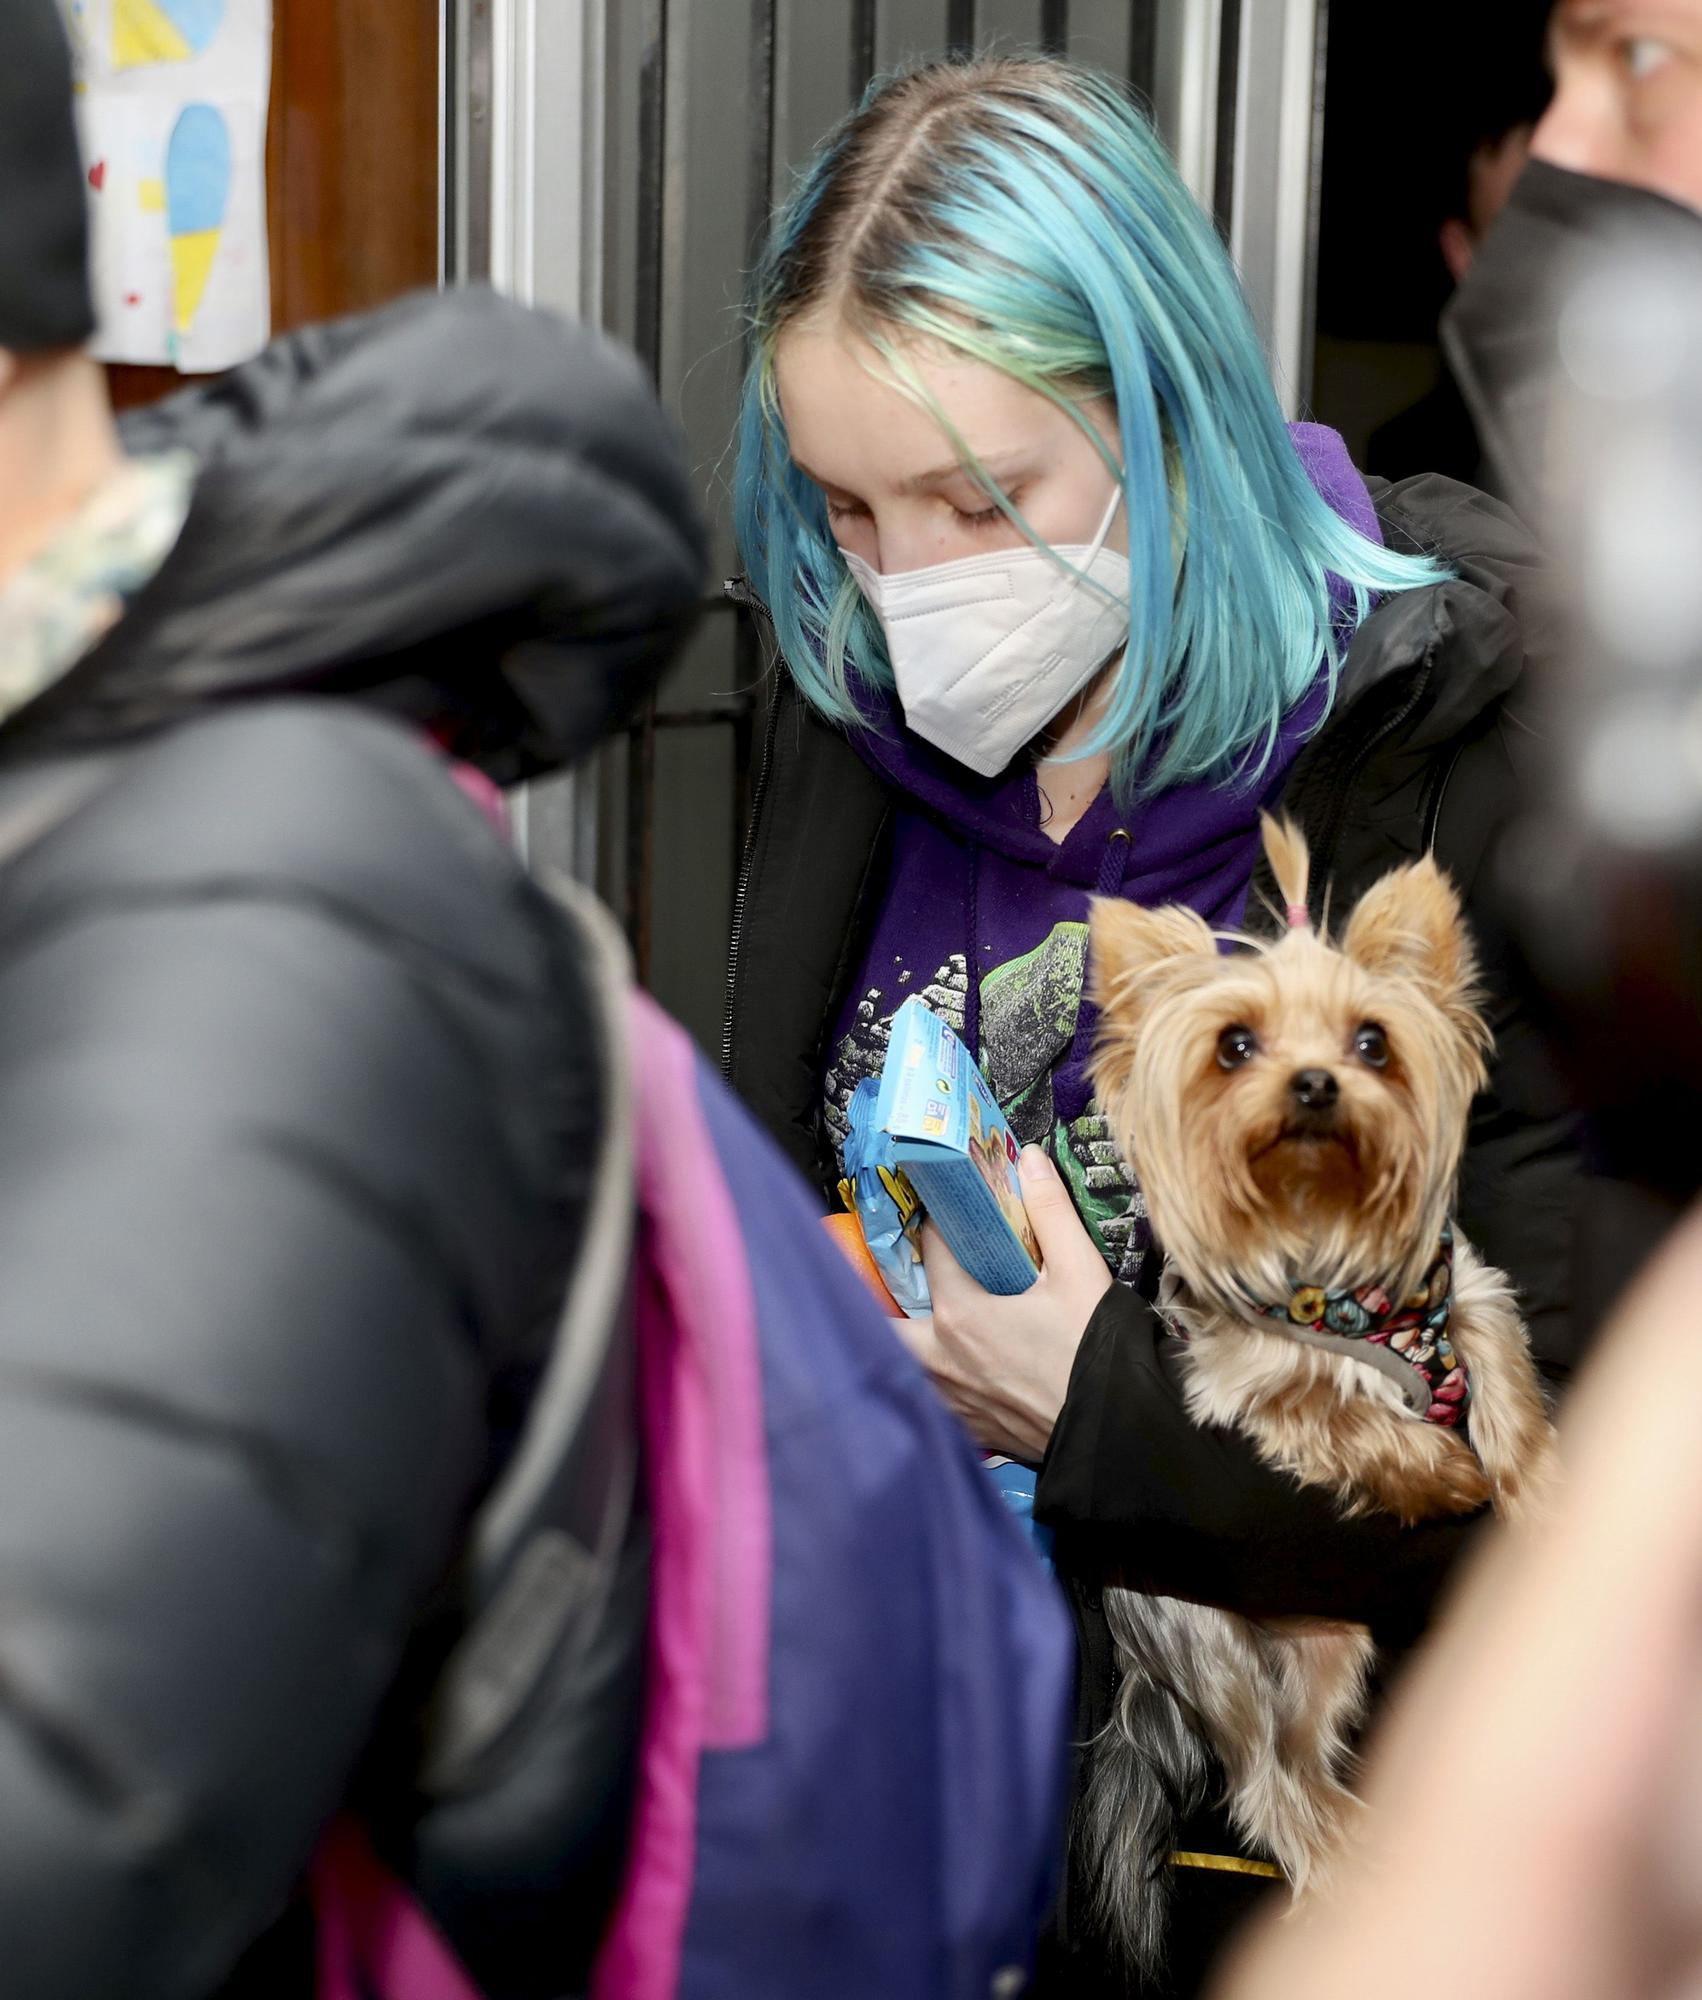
top-left (820, 426), bottom-right (1382, 1282)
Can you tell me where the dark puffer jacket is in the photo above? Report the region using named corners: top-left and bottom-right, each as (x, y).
top-left (0, 290), bottom-right (704, 1999)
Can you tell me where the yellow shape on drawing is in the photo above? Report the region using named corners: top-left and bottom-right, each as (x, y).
top-left (171, 228), bottom-right (221, 333)
top-left (113, 0), bottom-right (194, 69)
top-left (139, 180), bottom-right (166, 214)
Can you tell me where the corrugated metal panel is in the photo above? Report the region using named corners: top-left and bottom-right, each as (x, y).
top-left (877, 1), bottom-right (951, 75)
top-left (1067, 2), bottom-right (1139, 81)
top-left (775, 1), bottom-right (860, 196)
top-left (971, 0), bottom-right (1046, 51)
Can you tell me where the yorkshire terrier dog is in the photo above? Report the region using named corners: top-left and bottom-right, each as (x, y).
top-left (1081, 817), bottom-right (1555, 1976)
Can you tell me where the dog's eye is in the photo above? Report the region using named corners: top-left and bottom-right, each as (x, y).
top-left (1353, 1023), bottom-right (1391, 1070)
top-left (1217, 1026), bottom-right (1260, 1070)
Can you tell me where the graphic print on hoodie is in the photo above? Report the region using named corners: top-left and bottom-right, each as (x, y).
top-left (822, 425), bottom-right (1382, 1283)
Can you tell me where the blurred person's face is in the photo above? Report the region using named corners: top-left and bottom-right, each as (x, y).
top-left (1442, 125), bottom-right (1538, 283)
top-left (1537, 1), bottom-right (1702, 210)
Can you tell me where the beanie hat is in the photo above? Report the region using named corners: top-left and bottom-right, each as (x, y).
top-left (0, 0), bottom-right (98, 354)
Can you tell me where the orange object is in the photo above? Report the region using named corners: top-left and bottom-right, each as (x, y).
top-left (820, 1213), bottom-right (905, 1317)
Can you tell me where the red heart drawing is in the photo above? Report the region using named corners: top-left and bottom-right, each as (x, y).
top-left (88, 160), bottom-right (107, 192)
top-left (124, 292), bottom-right (142, 308)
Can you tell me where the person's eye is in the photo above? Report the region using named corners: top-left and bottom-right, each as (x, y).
top-left (1217, 1026), bottom-right (1260, 1070)
top-left (825, 496), bottom-right (869, 525)
top-left (948, 484), bottom-right (1022, 530)
top-left (1624, 36), bottom-right (1676, 81)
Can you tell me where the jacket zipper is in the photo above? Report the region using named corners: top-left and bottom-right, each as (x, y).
top-left (1421, 738), bottom-right (1467, 852)
top-left (722, 579), bottom-right (782, 1080)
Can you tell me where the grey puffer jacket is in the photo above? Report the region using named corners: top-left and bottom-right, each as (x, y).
top-left (0, 289), bottom-right (704, 1999)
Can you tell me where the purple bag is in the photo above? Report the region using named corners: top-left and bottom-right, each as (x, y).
top-left (312, 885), bottom-right (1075, 2000)
top-left (592, 988), bottom-right (1074, 2000)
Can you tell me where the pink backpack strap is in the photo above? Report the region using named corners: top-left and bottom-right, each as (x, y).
top-left (445, 759), bottom-right (511, 837)
top-left (415, 725), bottom-right (513, 841)
top-left (311, 1819), bottom-right (484, 2000)
top-left (304, 884), bottom-right (771, 2000)
top-left (590, 987), bottom-right (773, 2000)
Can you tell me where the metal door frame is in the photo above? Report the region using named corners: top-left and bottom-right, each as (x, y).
top-left (444, 0), bottom-right (609, 886)
top-left (1156, 0), bottom-right (1329, 414)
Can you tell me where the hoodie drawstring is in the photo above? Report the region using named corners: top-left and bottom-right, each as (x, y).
top-left (1096, 827), bottom-right (1133, 898)
top-left (965, 845), bottom-right (982, 1061)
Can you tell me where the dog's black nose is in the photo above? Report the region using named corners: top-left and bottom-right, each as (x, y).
top-left (1290, 1068), bottom-right (1339, 1111)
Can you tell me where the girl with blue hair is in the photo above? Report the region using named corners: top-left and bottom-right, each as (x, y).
top-left (727, 54), bottom-right (1584, 1995)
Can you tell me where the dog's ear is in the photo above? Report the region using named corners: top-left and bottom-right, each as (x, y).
top-left (1088, 897), bottom-right (1218, 1019)
top-left (1260, 813), bottom-right (1311, 927)
top-left (1340, 856), bottom-right (1484, 1035)
top-left (1089, 901), bottom-right (1218, 1140)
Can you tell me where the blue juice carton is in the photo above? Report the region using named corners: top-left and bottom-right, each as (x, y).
top-left (840, 997), bottom-right (1041, 1310)
top-left (838, 1084), bottom-right (932, 1319)
top-left (836, 1000), bottom-right (1051, 1568)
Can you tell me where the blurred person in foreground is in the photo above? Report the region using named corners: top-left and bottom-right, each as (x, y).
top-left (1445, 0), bottom-right (1702, 516)
top-left (1213, 1205), bottom-right (1702, 2000)
top-left (1217, 10), bottom-right (1702, 1997)
top-left (0, 6), bottom-right (1074, 1997)
top-left (0, 2), bottom-right (700, 1989)
top-left (1443, 0), bottom-right (1702, 1295)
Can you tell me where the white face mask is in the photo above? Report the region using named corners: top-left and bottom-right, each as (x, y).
top-left (842, 483), bottom-right (1131, 778)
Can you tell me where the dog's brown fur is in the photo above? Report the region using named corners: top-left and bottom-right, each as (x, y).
top-left (1077, 819), bottom-right (1555, 1974)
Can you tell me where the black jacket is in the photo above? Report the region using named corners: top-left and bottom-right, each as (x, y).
top-left (728, 471), bottom-right (1583, 1642)
top-left (0, 290), bottom-right (704, 1999)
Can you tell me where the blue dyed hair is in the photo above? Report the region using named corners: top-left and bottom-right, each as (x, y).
top-left (733, 56), bottom-right (1451, 800)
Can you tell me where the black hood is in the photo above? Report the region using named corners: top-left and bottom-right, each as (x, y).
top-left (13, 288), bottom-right (707, 781)
top-left (0, 0), bottom-right (95, 354)
top-left (1337, 468), bottom-right (1552, 753)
